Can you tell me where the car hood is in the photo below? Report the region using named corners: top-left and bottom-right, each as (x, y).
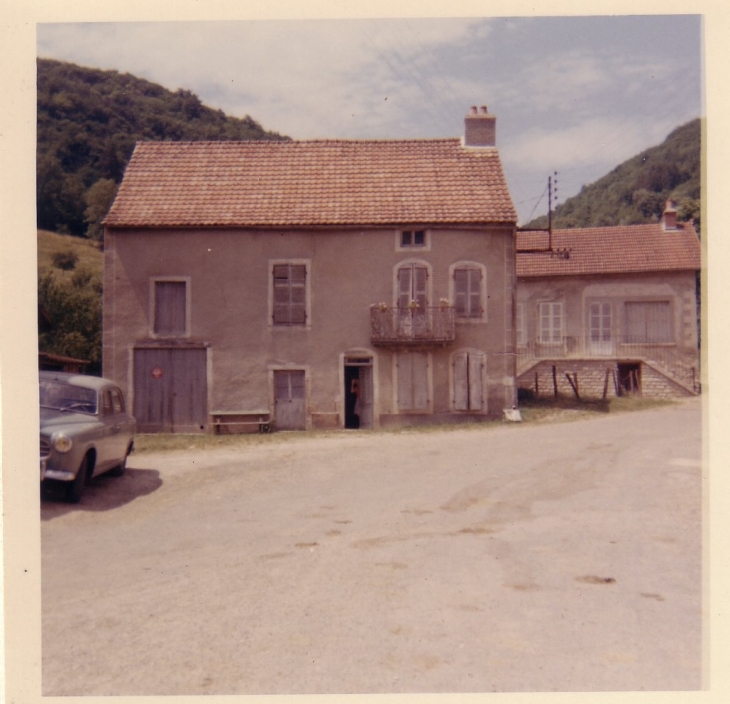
top-left (40, 407), bottom-right (99, 434)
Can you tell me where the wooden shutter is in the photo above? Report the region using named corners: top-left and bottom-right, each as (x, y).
top-left (454, 351), bottom-right (484, 410)
top-left (398, 352), bottom-right (428, 411)
top-left (397, 267), bottom-right (412, 309)
top-left (397, 264), bottom-right (428, 308)
top-left (625, 301), bottom-right (671, 343)
top-left (453, 351), bottom-right (469, 410)
top-left (454, 268), bottom-right (482, 318)
top-left (468, 353), bottom-right (484, 410)
top-left (154, 281), bottom-right (186, 335)
top-left (414, 266), bottom-right (428, 308)
top-left (412, 352), bottom-right (429, 410)
top-left (397, 352), bottom-right (413, 409)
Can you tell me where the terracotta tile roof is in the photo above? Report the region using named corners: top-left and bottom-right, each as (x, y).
top-left (104, 139), bottom-right (517, 228)
top-left (516, 222), bottom-right (701, 278)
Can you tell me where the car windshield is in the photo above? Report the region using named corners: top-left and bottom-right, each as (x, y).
top-left (39, 379), bottom-right (98, 415)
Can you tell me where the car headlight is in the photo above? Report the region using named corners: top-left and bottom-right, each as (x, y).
top-left (51, 432), bottom-right (73, 453)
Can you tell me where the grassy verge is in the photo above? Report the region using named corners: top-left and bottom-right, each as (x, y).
top-left (133, 395), bottom-right (677, 454)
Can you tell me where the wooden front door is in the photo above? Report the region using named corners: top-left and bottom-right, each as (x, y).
top-left (274, 370), bottom-right (306, 430)
top-left (133, 347), bottom-right (208, 433)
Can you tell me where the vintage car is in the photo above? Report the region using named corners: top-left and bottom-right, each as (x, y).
top-left (40, 371), bottom-right (136, 503)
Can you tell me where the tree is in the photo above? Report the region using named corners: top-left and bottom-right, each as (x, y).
top-left (84, 178), bottom-right (118, 242)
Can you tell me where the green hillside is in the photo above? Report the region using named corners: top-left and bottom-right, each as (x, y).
top-left (525, 119), bottom-right (701, 232)
top-left (37, 58), bottom-right (289, 237)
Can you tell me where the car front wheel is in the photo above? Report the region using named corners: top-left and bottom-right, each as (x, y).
top-left (66, 454), bottom-right (89, 504)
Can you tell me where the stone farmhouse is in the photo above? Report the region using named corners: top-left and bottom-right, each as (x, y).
top-left (103, 107), bottom-right (520, 433)
top-left (515, 201), bottom-right (701, 400)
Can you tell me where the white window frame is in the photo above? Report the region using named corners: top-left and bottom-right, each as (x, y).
top-left (538, 301), bottom-right (564, 344)
top-left (268, 259), bottom-right (312, 329)
top-left (150, 276), bottom-right (191, 338)
top-left (449, 261), bottom-right (487, 323)
top-left (395, 228), bottom-right (431, 252)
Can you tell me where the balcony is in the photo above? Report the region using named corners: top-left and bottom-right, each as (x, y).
top-left (370, 305), bottom-right (456, 346)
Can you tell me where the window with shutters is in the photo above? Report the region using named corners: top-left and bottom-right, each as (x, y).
top-left (396, 351), bottom-right (430, 412)
top-left (451, 263), bottom-right (486, 321)
top-left (271, 261), bottom-right (309, 327)
top-left (538, 301), bottom-right (564, 344)
top-left (396, 262), bottom-right (429, 309)
top-left (452, 350), bottom-right (486, 411)
top-left (153, 279), bottom-right (189, 337)
top-left (623, 301), bottom-right (673, 343)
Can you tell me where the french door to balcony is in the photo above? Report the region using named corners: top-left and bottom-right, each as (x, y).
top-left (589, 302), bottom-right (614, 356)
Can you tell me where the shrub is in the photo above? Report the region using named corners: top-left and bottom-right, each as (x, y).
top-left (52, 249), bottom-right (79, 271)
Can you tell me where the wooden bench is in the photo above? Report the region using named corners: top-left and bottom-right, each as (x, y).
top-left (210, 411), bottom-right (272, 435)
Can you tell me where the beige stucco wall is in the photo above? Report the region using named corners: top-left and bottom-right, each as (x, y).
top-left (514, 270), bottom-right (700, 398)
top-left (104, 225), bottom-right (516, 430)
top-left (516, 271), bottom-right (699, 352)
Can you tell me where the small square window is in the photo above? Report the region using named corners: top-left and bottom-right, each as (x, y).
top-left (401, 230), bottom-right (426, 247)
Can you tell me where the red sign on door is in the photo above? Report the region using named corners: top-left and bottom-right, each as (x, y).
top-left (151, 366), bottom-right (163, 379)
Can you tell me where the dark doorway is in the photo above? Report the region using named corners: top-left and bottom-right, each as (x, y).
top-left (344, 365), bottom-right (361, 429)
top-left (344, 357), bottom-right (373, 429)
top-left (617, 362), bottom-right (641, 396)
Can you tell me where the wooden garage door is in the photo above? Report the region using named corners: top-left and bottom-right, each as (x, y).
top-left (134, 348), bottom-right (208, 433)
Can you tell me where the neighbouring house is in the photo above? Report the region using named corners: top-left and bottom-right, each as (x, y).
top-left (515, 200), bottom-right (701, 400)
top-left (38, 352), bottom-right (89, 374)
top-left (102, 106), bottom-right (518, 433)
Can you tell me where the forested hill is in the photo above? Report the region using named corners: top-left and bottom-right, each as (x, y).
top-left (524, 119), bottom-right (701, 231)
top-left (37, 58), bottom-right (289, 237)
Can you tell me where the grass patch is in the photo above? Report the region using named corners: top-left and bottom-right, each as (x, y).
top-left (133, 397), bottom-right (678, 453)
top-left (38, 229), bottom-right (103, 283)
top-left (518, 394), bottom-right (675, 423)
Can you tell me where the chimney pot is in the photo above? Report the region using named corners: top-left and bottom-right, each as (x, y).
top-left (470, 105), bottom-right (478, 114)
top-left (480, 105), bottom-right (488, 114)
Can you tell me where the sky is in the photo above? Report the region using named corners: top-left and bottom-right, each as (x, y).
top-left (37, 15), bottom-right (703, 224)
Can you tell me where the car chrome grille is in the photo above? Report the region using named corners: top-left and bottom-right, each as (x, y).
top-left (40, 437), bottom-right (51, 459)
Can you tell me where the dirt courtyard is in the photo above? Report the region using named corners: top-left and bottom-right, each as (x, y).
top-left (41, 399), bottom-right (703, 696)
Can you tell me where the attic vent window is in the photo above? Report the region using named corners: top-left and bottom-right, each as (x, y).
top-left (401, 230), bottom-right (426, 247)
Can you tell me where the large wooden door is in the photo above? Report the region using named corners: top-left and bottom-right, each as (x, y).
top-left (133, 347), bottom-right (208, 433)
top-left (274, 370), bottom-right (306, 430)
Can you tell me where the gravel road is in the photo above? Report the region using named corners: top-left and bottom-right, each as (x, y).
top-left (41, 399), bottom-right (703, 695)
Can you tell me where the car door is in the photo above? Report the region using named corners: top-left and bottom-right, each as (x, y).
top-left (109, 387), bottom-right (134, 462)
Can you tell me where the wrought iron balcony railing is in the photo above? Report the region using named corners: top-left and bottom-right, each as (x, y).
top-left (370, 305), bottom-right (456, 346)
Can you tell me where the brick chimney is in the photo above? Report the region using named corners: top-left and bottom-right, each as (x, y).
top-left (662, 199), bottom-right (678, 230)
top-left (464, 105), bottom-right (496, 147)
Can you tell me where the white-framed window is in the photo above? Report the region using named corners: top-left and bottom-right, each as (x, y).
top-left (624, 300), bottom-right (673, 343)
top-left (396, 351), bottom-right (430, 412)
top-left (152, 278), bottom-right (190, 337)
top-left (452, 350), bottom-right (486, 411)
top-left (538, 301), bottom-right (563, 344)
top-left (515, 302), bottom-right (526, 347)
top-left (270, 260), bottom-right (310, 327)
top-left (450, 262), bottom-right (486, 321)
top-left (395, 261), bottom-right (430, 309)
top-left (396, 229), bottom-right (430, 251)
